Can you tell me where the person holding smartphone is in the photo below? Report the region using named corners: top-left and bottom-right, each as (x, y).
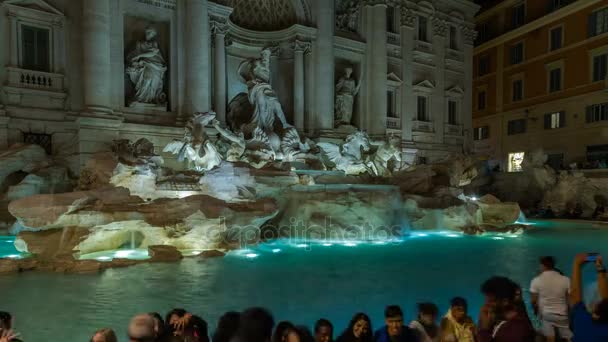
top-left (570, 253), bottom-right (608, 341)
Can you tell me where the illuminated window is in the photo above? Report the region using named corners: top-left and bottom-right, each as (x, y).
top-left (544, 111), bottom-right (565, 129)
top-left (508, 152), bottom-right (525, 172)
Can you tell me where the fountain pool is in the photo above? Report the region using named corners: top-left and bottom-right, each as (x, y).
top-left (1, 221), bottom-right (607, 340)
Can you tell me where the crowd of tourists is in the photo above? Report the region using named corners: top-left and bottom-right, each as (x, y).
top-left (1, 254), bottom-right (608, 342)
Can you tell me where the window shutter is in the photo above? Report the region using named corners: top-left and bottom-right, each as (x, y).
top-left (544, 114), bottom-right (551, 129)
top-left (560, 111), bottom-right (566, 128)
top-left (589, 13), bottom-right (597, 38)
top-left (586, 105), bottom-right (593, 123)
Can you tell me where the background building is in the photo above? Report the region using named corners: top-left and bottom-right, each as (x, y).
top-left (472, 0), bottom-right (608, 172)
top-left (0, 0), bottom-right (478, 175)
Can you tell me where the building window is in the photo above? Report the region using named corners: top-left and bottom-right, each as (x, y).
top-left (586, 103), bottom-right (608, 123)
top-left (511, 3), bottom-right (525, 28)
top-left (549, 0), bottom-right (569, 12)
top-left (512, 79), bottom-right (523, 102)
top-left (386, 6), bottom-right (396, 33)
top-left (593, 53), bottom-right (607, 82)
top-left (510, 42), bottom-right (524, 65)
top-left (448, 100), bottom-right (458, 125)
top-left (508, 152), bottom-right (525, 172)
top-left (23, 133), bottom-right (52, 154)
top-left (417, 96), bottom-right (428, 121)
top-left (549, 68), bottom-right (562, 92)
top-left (21, 25), bottom-right (50, 72)
top-left (507, 118), bottom-right (526, 135)
top-left (418, 16), bottom-right (428, 42)
top-left (450, 26), bottom-right (458, 50)
top-left (589, 7), bottom-right (608, 37)
top-left (477, 22), bottom-right (489, 44)
top-left (387, 91), bottom-right (397, 118)
top-left (478, 91), bottom-right (486, 110)
top-left (474, 126), bottom-right (489, 140)
top-left (544, 111), bottom-right (565, 129)
top-left (550, 26), bottom-right (563, 51)
top-left (478, 56), bottom-right (490, 76)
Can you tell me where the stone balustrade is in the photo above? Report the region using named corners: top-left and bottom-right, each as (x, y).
top-left (445, 123), bottom-right (463, 136)
top-left (387, 32), bottom-right (400, 45)
top-left (386, 116), bottom-right (401, 129)
top-left (6, 67), bottom-right (65, 92)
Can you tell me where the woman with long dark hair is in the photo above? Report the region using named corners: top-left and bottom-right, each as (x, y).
top-left (336, 313), bottom-right (373, 342)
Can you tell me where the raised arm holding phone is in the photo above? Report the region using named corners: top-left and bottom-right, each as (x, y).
top-left (569, 253), bottom-right (608, 341)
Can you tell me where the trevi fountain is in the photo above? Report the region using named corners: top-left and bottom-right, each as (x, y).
top-left (0, 0), bottom-right (607, 340)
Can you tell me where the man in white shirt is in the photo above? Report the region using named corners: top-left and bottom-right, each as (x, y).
top-left (530, 256), bottom-right (572, 342)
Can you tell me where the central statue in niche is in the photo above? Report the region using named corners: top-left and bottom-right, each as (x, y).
top-left (125, 27), bottom-right (167, 108)
top-left (240, 48), bottom-right (292, 133)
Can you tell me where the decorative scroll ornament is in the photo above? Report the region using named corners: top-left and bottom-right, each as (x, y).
top-left (432, 16), bottom-right (448, 37)
top-left (400, 7), bottom-right (416, 28)
top-left (291, 39), bottom-right (312, 54)
top-left (461, 25), bottom-right (478, 46)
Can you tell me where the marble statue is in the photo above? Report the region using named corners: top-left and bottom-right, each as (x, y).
top-left (334, 67), bottom-right (360, 127)
top-left (318, 131), bottom-right (374, 175)
top-left (164, 112), bottom-right (222, 172)
top-left (238, 48), bottom-right (292, 133)
top-left (368, 134), bottom-right (403, 177)
top-left (126, 27), bottom-right (167, 107)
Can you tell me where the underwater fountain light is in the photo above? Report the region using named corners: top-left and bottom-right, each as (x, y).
top-left (446, 234), bottom-right (460, 238)
top-left (412, 233), bottom-right (428, 238)
top-left (96, 256), bottom-right (112, 261)
top-left (492, 236), bottom-right (505, 240)
top-left (272, 249), bottom-right (281, 253)
top-left (343, 242), bottom-right (357, 247)
top-left (295, 243), bottom-right (309, 248)
top-left (6, 254), bottom-right (20, 259)
top-left (322, 243), bottom-right (333, 247)
top-left (373, 240), bottom-right (388, 245)
top-left (115, 250), bottom-right (134, 258)
top-left (470, 196), bottom-right (478, 201)
top-left (245, 253), bottom-right (259, 259)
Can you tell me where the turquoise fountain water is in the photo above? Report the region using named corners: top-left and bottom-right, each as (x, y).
top-left (1, 221), bottom-right (607, 341)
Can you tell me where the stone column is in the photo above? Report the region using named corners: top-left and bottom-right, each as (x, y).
top-left (431, 16), bottom-right (447, 144)
top-left (400, 8), bottom-right (416, 142)
top-left (292, 40), bottom-right (311, 132)
top-left (7, 12), bottom-right (18, 67)
top-left (0, 106), bottom-right (8, 150)
top-left (211, 17), bottom-right (228, 124)
top-left (185, 0), bottom-right (211, 115)
top-left (364, 1), bottom-right (388, 136)
top-left (82, 0), bottom-right (113, 116)
top-left (315, 0), bottom-right (335, 131)
top-left (462, 26), bottom-right (477, 155)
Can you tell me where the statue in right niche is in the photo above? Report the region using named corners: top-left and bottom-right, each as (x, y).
top-left (334, 67), bottom-right (360, 127)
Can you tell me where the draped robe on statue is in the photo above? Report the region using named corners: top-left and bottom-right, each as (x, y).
top-left (126, 39), bottom-right (167, 105)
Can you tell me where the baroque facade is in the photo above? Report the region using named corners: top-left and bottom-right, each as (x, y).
top-left (0, 0), bottom-right (478, 174)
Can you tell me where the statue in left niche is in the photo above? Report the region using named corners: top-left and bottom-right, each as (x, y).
top-left (126, 27), bottom-right (167, 108)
